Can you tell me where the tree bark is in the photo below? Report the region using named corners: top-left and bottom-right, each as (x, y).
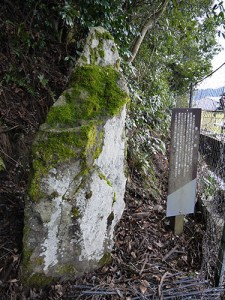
top-left (127, 0), bottom-right (169, 63)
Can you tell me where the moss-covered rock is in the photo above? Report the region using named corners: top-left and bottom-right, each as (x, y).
top-left (22, 27), bottom-right (128, 286)
top-left (28, 64), bottom-right (128, 204)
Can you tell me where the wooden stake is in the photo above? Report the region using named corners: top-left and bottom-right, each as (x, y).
top-left (174, 215), bottom-right (184, 235)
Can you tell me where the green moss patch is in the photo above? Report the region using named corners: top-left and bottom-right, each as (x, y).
top-left (47, 65), bottom-right (128, 127)
top-left (71, 207), bottom-right (80, 218)
top-left (97, 170), bottom-right (112, 187)
top-left (29, 123), bottom-right (101, 202)
top-left (98, 252), bottom-right (112, 267)
top-left (24, 273), bottom-right (54, 288)
top-left (46, 102), bottom-right (75, 127)
top-left (56, 264), bottom-right (77, 276)
top-left (29, 130), bottom-right (79, 202)
top-left (22, 246), bottom-right (32, 269)
top-left (22, 224), bottom-right (33, 269)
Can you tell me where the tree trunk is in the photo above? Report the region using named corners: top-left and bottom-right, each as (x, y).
top-left (127, 0), bottom-right (169, 63)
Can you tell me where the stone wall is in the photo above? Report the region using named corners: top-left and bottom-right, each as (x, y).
top-left (22, 27), bottom-right (129, 286)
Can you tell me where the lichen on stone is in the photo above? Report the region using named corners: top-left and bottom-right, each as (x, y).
top-left (71, 207), bottom-right (80, 218)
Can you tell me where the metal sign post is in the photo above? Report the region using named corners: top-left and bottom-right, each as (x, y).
top-left (167, 108), bottom-right (201, 234)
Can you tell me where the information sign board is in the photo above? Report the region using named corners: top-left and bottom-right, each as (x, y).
top-left (166, 108), bottom-right (201, 217)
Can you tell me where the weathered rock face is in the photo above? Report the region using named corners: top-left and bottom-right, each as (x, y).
top-left (22, 27), bottom-right (129, 286)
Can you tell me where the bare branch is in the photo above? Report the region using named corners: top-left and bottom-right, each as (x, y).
top-left (127, 0), bottom-right (169, 63)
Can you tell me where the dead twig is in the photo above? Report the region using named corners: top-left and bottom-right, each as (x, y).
top-left (0, 125), bottom-right (20, 134)
top-left (162, 245), bottom-right (179, 261)
top-left (132, 212), bottom-right (151, 218)
top-left (158, 271), bottom-right (169, 300)
top-left (139, 256), bottom-right (148, 275)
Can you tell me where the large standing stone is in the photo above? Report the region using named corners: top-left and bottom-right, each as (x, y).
top-left (22, 27), bottom-right (129, 286)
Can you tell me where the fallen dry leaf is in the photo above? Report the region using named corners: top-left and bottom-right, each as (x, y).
top-left (12, 255), bottom-right (19, 262)
top-left (139, 283), bottom-right (147, 294)
top-left (141, 279), bottom-right (150, 287)
top-left (101, 265), bottom-right (109, 273)
top-left (154, 241), bottom-right (164, 248)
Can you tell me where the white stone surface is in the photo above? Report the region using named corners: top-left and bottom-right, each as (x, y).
top-left (78, 107), bottom-right (126, 261)
top-left (77, 27), bottom-right (120, 70)
top-left (38, 169), bottom-right (72, 271)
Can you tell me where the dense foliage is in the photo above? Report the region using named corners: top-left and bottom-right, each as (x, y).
top-left (123, 0), bottom-right (224, 192)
